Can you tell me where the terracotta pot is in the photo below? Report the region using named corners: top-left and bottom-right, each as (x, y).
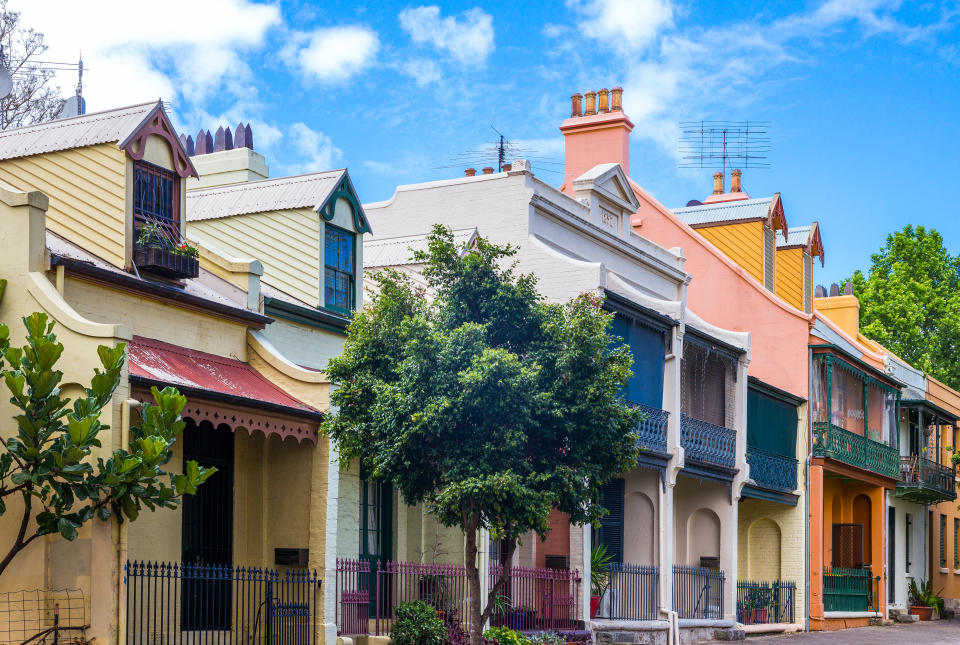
top-left (910, 605), bottom-right (934, 621)
top-left (590, 595), bottom-right (600, 618)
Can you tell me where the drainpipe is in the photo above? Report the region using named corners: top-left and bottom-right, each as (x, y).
top-left (805, 347), bottom-right (812, 632)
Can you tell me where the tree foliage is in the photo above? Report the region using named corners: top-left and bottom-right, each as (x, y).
top-left (847, 225), bottom-right (960, 389)
top-left (0, 283), bottom-right (213, 575)
top-left (323, 225), bottom-right (640, 644)
top-left (0, 0), bottom-right (66, 128)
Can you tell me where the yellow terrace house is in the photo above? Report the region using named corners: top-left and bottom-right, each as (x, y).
top-left (0, 102), bottom-right (335, 645)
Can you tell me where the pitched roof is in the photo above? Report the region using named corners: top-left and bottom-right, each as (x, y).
top-left (671, 196), bottom-right (775, 226)
top-left (0, 101), bottom-right (158, 160)
top-left (363, 228), bottom-right (478, 268)
top-left (186, 170), bottom-right (346, 221)
top-left (776, 221), bottom-right (824, 265)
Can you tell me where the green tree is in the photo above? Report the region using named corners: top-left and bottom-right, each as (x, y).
top-left (0, 279), bottom-right (214, 575)
top-left (847, 225), bottom-right (960, 389)
top-left (323, 226), bottom-right (640, 645)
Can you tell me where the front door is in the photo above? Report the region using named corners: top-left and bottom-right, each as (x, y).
top-left (832, 523), bottom-right (865, 568)
top-left (887, 508), bottom-right (896, 599)
top-left (360, 478), bottom-right (393, 616)
top-left (181, 420), bottom-right (235, 630)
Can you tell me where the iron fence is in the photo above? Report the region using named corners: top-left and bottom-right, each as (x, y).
top-left (0, 588), bottom-right (87, 645)
top-left (124, 561), bottom-right (320, 645)
top-left (335, 559), bottom-right (582, 636)
top-left (596, 563), bottom-right (658, 620)
top-left (736, 580), bottom-right (795, 624)
top-left (672, 565), bottom-right (725, 619)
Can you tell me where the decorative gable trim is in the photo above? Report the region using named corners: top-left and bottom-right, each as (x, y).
top-left (119, 102), bottom-right (197, 179)
top-left (766, 193), bottom-right (788, 239)
top-left (572, 163), bottom-right (640, 212)
top-left (318, 171), bottom-right (371, 233)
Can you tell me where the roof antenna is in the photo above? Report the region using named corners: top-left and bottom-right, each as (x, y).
top-left (678, 121), bottom-right (772, 182)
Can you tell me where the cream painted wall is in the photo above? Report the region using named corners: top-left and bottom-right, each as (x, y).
top-left (262, 318), bottom-right (344, 372)
top-left (624, 469), bottom-right (660, 566)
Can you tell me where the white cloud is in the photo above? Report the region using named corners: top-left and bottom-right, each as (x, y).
top-left (570, 0), bottom-right (674, 53)
top-left (401, 59), bottom-right (443, 86)
top-left (10, 0), bottom-right (280, 108)
top-left (285, 122), bottom-right (342, 175)
top-left (286, 26), bottom-right (380, 83)
top-left (399, 6), bottom-right (494, 64)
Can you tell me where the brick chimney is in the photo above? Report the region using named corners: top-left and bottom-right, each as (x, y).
top-left (815, 282), bottom-right (860, 338)
top-left (560, 87), bottom-right (634, 196)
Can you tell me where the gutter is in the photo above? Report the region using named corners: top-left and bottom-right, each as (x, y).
top-left (128, 374), bottom-right (325, 422)
top-left (51, 254), bottom-right (273, 327)
top-left (263, 297), bottom-right (350, 334)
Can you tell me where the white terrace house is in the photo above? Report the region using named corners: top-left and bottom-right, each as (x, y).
top-left (358, 161), bottom-right (751, 643)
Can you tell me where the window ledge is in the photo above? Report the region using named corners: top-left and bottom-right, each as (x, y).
top-left (953, 569), bottom-right (960, 575)
top-left (940, 567), bottom-right (950, 574)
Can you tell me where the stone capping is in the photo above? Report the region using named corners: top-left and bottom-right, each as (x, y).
top-left (589, 619), bottom-right (670, 631)
top-left (823, 611), bottom-right (880, 618)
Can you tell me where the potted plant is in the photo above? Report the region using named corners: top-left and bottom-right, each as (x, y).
top-left (908, 578), bottom-right (944, 621)
top-left (507, 604), bottom-right (536, 630)
top-left (418, 573), bottom-right (449, 616)
top-left (590, 544), bottom-right (612, 618)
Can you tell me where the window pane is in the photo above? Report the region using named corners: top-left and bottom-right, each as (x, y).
top-left (324, 268), bottom-right (336, 306)
top-left (831, 367), bottom-right (864, 435)
top-left (325, 231), bottom-right (339, 268)
top-left (339, 231), bottom-right (353, 272)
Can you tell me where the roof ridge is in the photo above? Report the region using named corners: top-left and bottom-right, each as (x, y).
top-left (0, 100), bottom-right (157, 137)
top-left (187, 169), bottom-right (346, 196)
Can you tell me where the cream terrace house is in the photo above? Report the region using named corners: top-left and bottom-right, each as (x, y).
top-left (0, 102), bottom-right (336, 645)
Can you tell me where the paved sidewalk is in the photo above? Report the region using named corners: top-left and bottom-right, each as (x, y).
top-left (706, 618), bottom-right (960, 644)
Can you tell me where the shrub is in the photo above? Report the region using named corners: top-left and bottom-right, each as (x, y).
top-left (528, 632), bottom-right (565, 645)
top-left (483, 626), bottom-right (531, 645)
top-left (442, 608), bottom-right (470, 645)
top-left (390, 600), bottom-right (446, 645)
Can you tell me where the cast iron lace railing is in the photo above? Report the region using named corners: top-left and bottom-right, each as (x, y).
top-left (812, 422), bottom-right (899, 479)
top-left (635, 402), bottom-right (668, 455)
top-left (680, 413), bottom-right (736, 469)
top-left (746, 447), bottom-right (798, 492)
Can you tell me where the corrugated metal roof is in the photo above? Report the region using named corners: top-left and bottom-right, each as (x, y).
top-left (0, 101), bottom-right (158, 160)
top-left (364, 228), bottom-right (477, 268)
top-left (776, 224), bottom-right (812, 248)
top-left (128, 335), bottom-right (318, 414)
top-left (186, 170), bottom-right (345, 221)
top-left (671, 196), bottom-right (773, 226)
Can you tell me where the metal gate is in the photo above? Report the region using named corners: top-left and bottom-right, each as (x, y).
top-left (125, 561), bottom-right (321, 645)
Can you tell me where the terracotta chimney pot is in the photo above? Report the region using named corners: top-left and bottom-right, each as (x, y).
top-left (731, 169), bottom-right (742, 193)
top-left (482, 167), bottom-right (494, 175)
top-left (611, 87), bottom-right (623, 111)
top-left (598, 88), bottom-right (610, 113)
top-left (502, 163), bottom-right (512, 172)
top-left (584, 91), bottom-right (597, 115)
top-left (570, 93), bottom-right (583, 117)
top-left (465, 168), bottom-right (476, 177)
top-left (712, 171), bottom-right (724, 195)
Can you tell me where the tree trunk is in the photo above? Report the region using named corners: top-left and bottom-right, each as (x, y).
top-left (464, 513), bottom-right (484, 645)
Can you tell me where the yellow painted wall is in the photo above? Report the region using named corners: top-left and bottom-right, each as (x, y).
top-left (0, 144), bottom-right (127, 268)
top-left (695, 220), bottom-right (765, 284)
top-left (776, 247), bottom-right (804, 310)
top-left (925, 376), bottom-right (960, 602)
top-left (190, 208), bottom-right (321, 308)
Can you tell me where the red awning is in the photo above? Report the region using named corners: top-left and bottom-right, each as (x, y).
top-left (127, 336), bottom-right (319, 417)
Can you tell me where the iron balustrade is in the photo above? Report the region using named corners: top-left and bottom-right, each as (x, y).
top-left (746, 447), bottom-right (798, 492)
top-left (596, 563), bottom-right (658, 621)
top-left (736, 581), bottom-right (795, 624)
top-left (635, 403), bottom-right (669, 455)
top-left (672, 566), bottom-right (725, 619)
top-left (822, 567), bottom-right (874, 612)
top-left (487, 564), bottom-right (582, 632)
top-left (680, 414), bottom-right (736, 469)
top-left (124, 561), bottom-right (320, 645)
top-left (898, 455), bottom-right (957, 500)
top-left (812, 422), bottom-right (899, 478)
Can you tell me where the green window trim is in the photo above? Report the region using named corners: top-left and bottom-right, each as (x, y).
top-left (324, 224), bottom-right (356, 314)
top-left (940, 514), bottom-right (947, 568)
top-left (954, 517), bottom-right (959, 569)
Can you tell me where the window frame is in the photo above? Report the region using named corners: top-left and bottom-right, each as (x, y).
top-left (133, 159), bottom-right (179, 225)
top-left (323, 224), bottom-right (356, 314)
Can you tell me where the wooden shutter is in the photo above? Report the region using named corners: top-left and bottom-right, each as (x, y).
top-left (832, 523), bottom-right (864, 568)
top-left (595, 479), bottom-right (625, 564)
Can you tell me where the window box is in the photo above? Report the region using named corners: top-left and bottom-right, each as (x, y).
top-left (134, 246), bottom-right (199, 280)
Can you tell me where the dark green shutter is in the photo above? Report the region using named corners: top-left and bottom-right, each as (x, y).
top-left (595, 479), bottom-right (625, 564)
top-left (747, 387), bottom-right (798, 457)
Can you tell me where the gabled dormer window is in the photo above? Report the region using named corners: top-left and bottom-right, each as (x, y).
top-left (132, 160), bottom-right (198, 279)
top-left (324, 225), bottom-right (355, 312)
top-left (134, 161), bottom-right (178, 225)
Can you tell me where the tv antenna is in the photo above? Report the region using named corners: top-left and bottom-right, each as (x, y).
top-left (434, 126), bottom-right (563, 176)
top-left (678, 121), bottom-right (771, 175)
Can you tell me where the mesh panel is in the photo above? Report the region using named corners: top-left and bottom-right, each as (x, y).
top-left (763, 226), bottom-right (775, 291)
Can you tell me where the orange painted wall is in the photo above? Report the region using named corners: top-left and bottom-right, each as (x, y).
top-left (694, 221), bottom-right (765, 284)
top-left (536, 509), bottom-right (571, 568)
top-left (631, 185), bottom-right (811, 398)
top-left (776, 247), bottom-right (804, 311)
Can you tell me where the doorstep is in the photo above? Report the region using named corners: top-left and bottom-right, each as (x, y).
top-left (740, 623), bottom-right (802, 635)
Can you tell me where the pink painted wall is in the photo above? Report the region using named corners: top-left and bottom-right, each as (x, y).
top-left (559, 109), bottom-right (812, 397)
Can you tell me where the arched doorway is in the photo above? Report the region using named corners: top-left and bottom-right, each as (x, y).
top-left (748, 519), bottom-right (781, 581)
top-left (625, 492), bottom-right (656, 565)
top-left (688, 508), bottom-right (721, 566)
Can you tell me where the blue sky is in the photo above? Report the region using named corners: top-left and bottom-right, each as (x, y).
top-left (15, 0), bottom-right (960, 285)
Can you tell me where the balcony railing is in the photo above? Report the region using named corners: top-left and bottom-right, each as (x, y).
top-left (680, 414), bottom-right (736, 469)
top-left (812, 422), bottom-right (899, 479)
top-left (746, 447), bottom-right (798, 492)
top-left (822, 567), bottom-right (875, 613)
top-left (896, 455), bottom-right (957, 503)
top-left (635, 403), bottom-right (668, 455)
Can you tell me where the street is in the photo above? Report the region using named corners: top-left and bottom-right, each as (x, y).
top-left (709, 619), bottom-right (960, 644)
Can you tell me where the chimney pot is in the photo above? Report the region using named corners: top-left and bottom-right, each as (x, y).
top-left (465, 168), bottom-right (477, 177)
top-left (584, 91), bottom-right (597, 115)
top-left (731, 168), bottom-right (742, 193)
top-left (843, 282), bottom-right (854, 296)
top-left (815, 284), bottom-right (827, 298)
top-left (598, 88), bottom-right (610, 113)
top-left (712, 171), bottom-right (724, 195)
top-left (829, 283), bottom-right (840, 297)
top-left (570, 93), bottom-right (583, 117)
top-left (502, 163), bottom-right (512, 172)
top-left (482, 167), bottom-right (494, 175)
top-left (610, 87), bottom-right (623, 111)
top-left (214, 126), bottom-right (227, 152)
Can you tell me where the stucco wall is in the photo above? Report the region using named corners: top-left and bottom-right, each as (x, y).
top-left (262, 318), bottom-right (344, 372)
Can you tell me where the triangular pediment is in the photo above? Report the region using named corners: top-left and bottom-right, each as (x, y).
top-left (572, 163), bottom-right (640, 212)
